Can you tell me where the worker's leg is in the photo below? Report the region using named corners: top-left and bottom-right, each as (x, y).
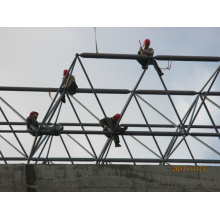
top-left (28, 128), bottom-right (42, 136)
top-left (112, 135), bottom-right (121, 147)
top-left (42, 125), bottom-right (60, 136)
top-left (69, 82), bottom-right (78, 95)
top-left (151, 59), bottom-right (164, 76)
top-left (60, 88), bottom-right (66, 103)
top-left (137, 59), bottom-right (149, 69)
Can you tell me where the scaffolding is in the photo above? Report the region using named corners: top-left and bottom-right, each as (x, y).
top-left (0, 53), bottom-right (220, 165)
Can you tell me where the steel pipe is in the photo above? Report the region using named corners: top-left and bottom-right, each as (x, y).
top-left (1, 130), bottom-right (220, 137)
top-left (79, 53), bottom-right (150, 60)
top-left (1, 157), bottom-right (220, 164)
top-left (2, 86), bottom-right (220, 96)
top-left (79, 53), bottom-right (220, 62)
top-left (1, 122), bottom-right (220, 129)
top-left (155, 55), bottom-right (220, 62)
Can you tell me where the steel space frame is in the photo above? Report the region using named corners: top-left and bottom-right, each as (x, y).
top-left (0, 53), bottom-right (220, 165)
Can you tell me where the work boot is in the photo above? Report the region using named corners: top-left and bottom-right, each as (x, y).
top-left (115, 142), bottom-right (121, 147)
top-left (56, 123), bottom-right (63, 131)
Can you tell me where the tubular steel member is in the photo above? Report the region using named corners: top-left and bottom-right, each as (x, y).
top-left (79, 53), bottom-right (220, 62)
top-left (0, 135), bottom-right (26, 157)
top-left (1, 157), bottom-right (220, 164)
top-left (134, 94), bottom-right (164, 159)
top-left (0, 151), bottom-right (7, 164)
top-left (0, 86), bottom-right (130, 94)
top-left (66, 93), bottom-right (98, 159)
top-left (38, 56), bottom-right (78, 131)
top-left (185, 67), bottom-right (220, 136)
top-left (77, 57), bottom-right (110, 124)
top-left (98, 60), bottom-right (151, 159)
top-left (2, 86), bottom-right (220, 96)
top-left (1, 122), bottom-right (220, 129)
top-left (0, 107), bottom-right (28, 158)
top-left (29, 57), bottom-right (79, 163)
top-left (162, 95), bottom-right (200, 164)
top-left (101, 158), bottom-right (220, 164)
top-left (154, 55), bottom-right (220, 62)
top-left (79, 53), bottom-right (150, 60)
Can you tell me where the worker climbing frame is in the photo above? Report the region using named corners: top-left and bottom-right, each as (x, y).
top-left (0, 53), bottom-right (220, 165)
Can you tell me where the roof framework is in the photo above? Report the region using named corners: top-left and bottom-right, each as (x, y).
top-left (0, 53), bottom-right (220, 165)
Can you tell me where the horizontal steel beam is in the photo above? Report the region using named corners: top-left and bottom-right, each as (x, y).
top-left (102, 158), bottom-right (220, 163)
top-left (1, 122), bottom-right (220, 129)
top-left (1, 157), bottom-right (220, 164)
top-left (0, 87), bottom-right (130, 94)
top-left (136, 91), bottom-right (220, 96)
top-left (136, 90), bottom-right (196, 95)
top-left (79, 53), bottom-right (220, 62)
top-left (79, 53), bottom-right (150, 60)
top-left (154, 55), bottom-right (220, 62)
top-left (1, 86), bottom-right (220, 96)
top-left (1, 130), bottom-right (220, 137)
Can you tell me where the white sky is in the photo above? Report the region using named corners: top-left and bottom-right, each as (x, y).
top-left (0, 1), bottom-right (220, 218)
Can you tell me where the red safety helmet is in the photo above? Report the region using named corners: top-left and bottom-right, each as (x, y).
top-left (30, 111), bottom-right (38, 117)
top-left (63, 69), bottom-right (68, 76)
top-left (115, 114), bottom-right (121, 121)
top-left (144, 39), bottom-right (150, 45)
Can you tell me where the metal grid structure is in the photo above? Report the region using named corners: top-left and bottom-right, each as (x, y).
top-left (0, 53), bottom-right (220, 165)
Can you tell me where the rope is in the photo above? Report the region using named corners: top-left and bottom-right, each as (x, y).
top-left (94, 27), bottom-right (99, 54)
top-left (48, 87), bottom-right (57, 102)
top-left (48, 73), bottom-right (72, 101)
top-left (160, 55), bottom-right (173, 70)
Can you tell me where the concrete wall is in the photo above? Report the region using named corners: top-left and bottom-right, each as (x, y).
top-left (0, 164), bottom-right (220, 192)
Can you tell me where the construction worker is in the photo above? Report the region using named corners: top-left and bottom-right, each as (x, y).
top-left (60, 69), bottom-right (78, 103)
top-left (26, 111), bottom-right (63, 136)
top-left (137, 39), bottom-right (163, 76)
top-left (99, 113), bottom-right (128, 147)
top-left (138, 39), bottom-right (154, 56)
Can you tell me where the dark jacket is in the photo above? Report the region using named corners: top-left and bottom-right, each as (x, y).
top-left (99, 117), bottom-right (127, 132)
top-left (99, 117), bottom-right (117, 131)
top-left (62, 75), bottom-right (77, 89)
top-left (26, 116), bottom-right (39, 131)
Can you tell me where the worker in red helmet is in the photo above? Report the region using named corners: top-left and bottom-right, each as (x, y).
top-left (26, 111), bottom-right (63, 136)
top-left (60, 69), bottom-right (78, 103)
top-left (137, 38), bottom-right (164, 76)
top-left (99, 113), bottom-right (128, 147)
top-left (138, 39), bottom-right (154, 56)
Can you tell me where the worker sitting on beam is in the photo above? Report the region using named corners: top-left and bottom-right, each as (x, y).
top-left (60, 69), bottom-right (78, 103)
top-left (137, 38), bottom-right (164, 76)
top-left (99, 113), bottom-right (128, 147)
top-left (26, 111), bottom-right (63, 136)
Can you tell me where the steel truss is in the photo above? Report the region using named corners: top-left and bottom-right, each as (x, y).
top-left (0, 53), bottom-right (220, 165)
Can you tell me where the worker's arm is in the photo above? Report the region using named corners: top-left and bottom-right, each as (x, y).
top-left (99, 119), bottom-right (107, 128)
top-left (25, 118), bottom-right (31, 130)
top-left (26, 118), bottom-right (36, 130)
top-left (138, 47), bottom-right (143, 55)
